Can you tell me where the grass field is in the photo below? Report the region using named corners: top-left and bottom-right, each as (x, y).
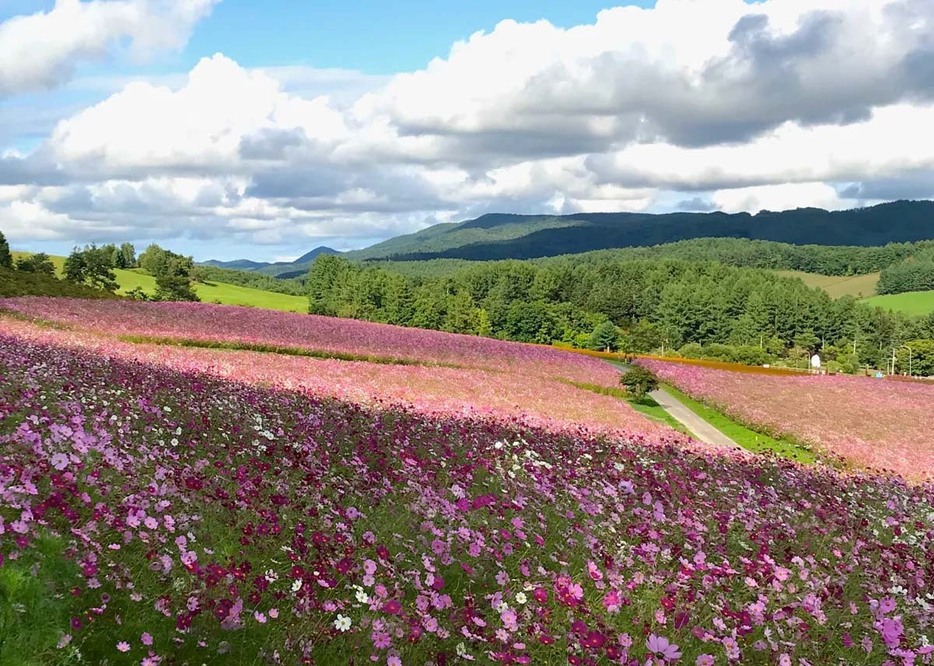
top-left (863, 290), bottom-right (934, 316)
top-left (776, 269), bottom-right (879, 298)
top-left (12, 251), bottom-right (308, 313)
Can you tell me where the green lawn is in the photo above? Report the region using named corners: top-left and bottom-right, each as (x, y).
top-left (11, 251), bottom-right (308, 314)
top-left (776, 270), bottom-right (879, 298)
top-left (662, 384), bottom-right (817, 463)
top-left (863, 290), bottom-right (934, 316)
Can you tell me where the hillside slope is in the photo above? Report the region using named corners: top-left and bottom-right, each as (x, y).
top-left (345, 200), bottom-right (934, 261)
top-left (11, 251), bottom-right (307, 313)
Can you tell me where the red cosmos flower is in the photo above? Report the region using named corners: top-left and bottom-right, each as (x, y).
top-left (582, 631), bottom-right (606, 649)
top-left (383, 599), bottom-right (402, 615)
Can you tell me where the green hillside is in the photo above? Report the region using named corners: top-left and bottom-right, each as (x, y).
top-left (11, 251), bottom-right (308, 313)
top-left (342, 200), bottom-right (934, 262)
top-left (1, 266), bottom-right (117, 299)
top-left (776, 270), bottom-right (879, 299)
top-left (863, 290), bottom-right (934, 316)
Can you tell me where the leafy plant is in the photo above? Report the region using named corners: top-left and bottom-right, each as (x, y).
top-left (620, 365), bottom-right (659, 398)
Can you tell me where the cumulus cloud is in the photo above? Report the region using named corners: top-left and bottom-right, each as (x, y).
top-left (1, 0), bottom-right (933, 254)
top-left (0, 0), bottom-right (218, 97)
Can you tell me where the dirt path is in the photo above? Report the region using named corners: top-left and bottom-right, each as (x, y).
top-left (650, 388), bottom-right (742, 450)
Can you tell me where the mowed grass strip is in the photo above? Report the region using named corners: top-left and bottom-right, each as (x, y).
top-left (661, 384), bottom-right (818, 464)
top-left (118, 334), bottom-right (468, 369)
top-left (12, 251), bottom-right (308, 314)
top-left (775, 269), bottom-right (879, 298)
top-left (863, 290), bottom-right (934, 316)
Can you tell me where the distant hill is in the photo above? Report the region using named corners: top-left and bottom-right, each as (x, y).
top-left (341, 200), bottom-right (934, 262)
top-left (202, 246), bottom-right (339, 277)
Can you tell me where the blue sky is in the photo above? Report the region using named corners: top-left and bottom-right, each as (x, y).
top-left (0, 0), bottom-right (930, 261)
top-left (183, 0), bottom-right (654, 73)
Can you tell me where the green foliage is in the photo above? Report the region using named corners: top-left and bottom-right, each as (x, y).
top-left (878, 256), bottom-right (934, 295)
top-left (0, 231), bottom-right (11, 269)
top-left (138, 243), bottom-right (168, 275)
top-left (124, 286), bottom-right (153, 301)
top-left (308, 254), bottom-right (353, 316)
top-left (305, 240), bottom-right (933, 371)
top-left (588, 320), bottom-right (620, 351)
top-left (138, 243), bottom-right (199, 302)
top-left (0, 266), bottom-right (115, 299)
top-left (14, 252), bottom-right (56, 275)
top-left (896, 339), bottom-right (934, 377)
top-left (153, 254), bottom-right (199, 302)
top-left (116, 242), bottom-right (137, 269)
top-left (63, 244), bottom-right (118, 292)
top-left (620, 366), bottom-right (659, 398)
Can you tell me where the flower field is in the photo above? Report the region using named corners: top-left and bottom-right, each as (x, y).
top-left (0, 312), bottom-right (665, 442)
top-left (2, 300), bottom-right (934, 665)
top-left (640, 359), bottom-right (934, 480)
top-left (0, 298), bottom-right (621, 386)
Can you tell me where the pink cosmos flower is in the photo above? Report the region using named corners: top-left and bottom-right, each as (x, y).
top-left (646, 635), bottom-right (682, 661)
top-left (51, 453), bottom-right (69, 470)
top-left (117, 641), bottom-right (130, 653)
top-left (140, 632), bottom-right (153, 646)
top-left (696, 656), bottom-right (715, 666)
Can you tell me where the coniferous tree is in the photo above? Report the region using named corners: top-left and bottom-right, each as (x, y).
top-left (0, 230), bottom-right (12, 269)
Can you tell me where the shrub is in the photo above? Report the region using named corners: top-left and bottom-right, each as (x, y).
top-left (620, 365), bottom-right (659, 398)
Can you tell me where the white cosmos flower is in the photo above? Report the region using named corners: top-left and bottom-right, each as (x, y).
top-left (334, 614), bottom-right (352, 632)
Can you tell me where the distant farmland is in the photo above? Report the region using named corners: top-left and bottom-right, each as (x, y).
top-left (777, 270), bottom-right (879, 299)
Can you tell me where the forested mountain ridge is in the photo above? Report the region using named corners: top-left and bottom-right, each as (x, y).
top-left (344, 200), bottom-right (934, 262)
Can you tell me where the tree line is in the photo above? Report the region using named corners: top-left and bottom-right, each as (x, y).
top-left (0, 231), bottom-right (201, 302)
top-left (307, 254), bottom-right (934, 375)
top-left (877, 247), bottom-right (934, 295)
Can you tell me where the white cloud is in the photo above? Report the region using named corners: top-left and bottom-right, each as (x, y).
top-left (2, 0), bottom-right (934, 254)
top-left (0, 0), bottom-right (218, 97)
top-left (48, 54), bottom-right (349, 174)
top-left (712, 182), bottom-right (852, 214)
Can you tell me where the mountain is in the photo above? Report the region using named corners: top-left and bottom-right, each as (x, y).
top-left (202, 246), bottom-right (339, 277)
top-left (342, 200), bottom-right (934, 262)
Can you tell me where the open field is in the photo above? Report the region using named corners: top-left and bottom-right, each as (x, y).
top-left (641, 358), bottom-right (934, 480)
top-left (776, 269), bottom-right (879, 298)
top-left (864, 290), bottom-right (934, 316)
top-left (2, 298), bottom-right (934, 664)
top-left (11, 251), bottom-right (307, 313)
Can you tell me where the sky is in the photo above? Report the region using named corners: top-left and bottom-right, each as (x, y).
top-left (1, 0), bottom-right (933, 262)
